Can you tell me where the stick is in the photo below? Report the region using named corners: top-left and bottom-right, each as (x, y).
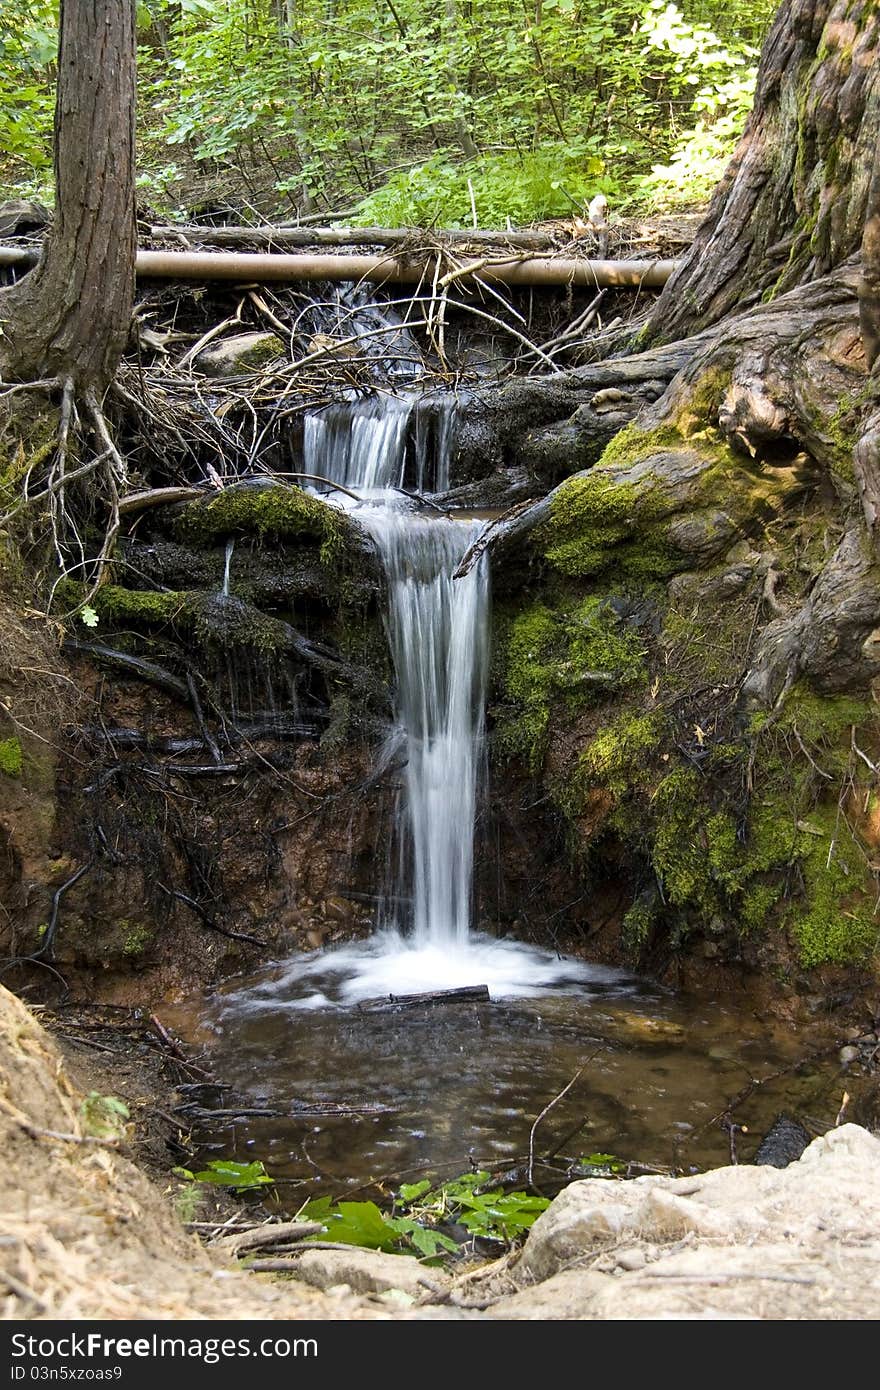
top-left (528, 1056), bottom-right (598, 1192)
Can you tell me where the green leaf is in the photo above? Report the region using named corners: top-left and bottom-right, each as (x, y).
top-left (187, 1159), bottom-right (273, 1190)
top-left (398, 1179), bottom-right (431, 1202)
top-left (80, 605), bottom-right (99, 628)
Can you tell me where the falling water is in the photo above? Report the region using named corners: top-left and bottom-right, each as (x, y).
top-left (372, 510), bottom-right (488, 946)
top-left (266, 387), bottom-right (625, 999)
top-left (221, 537), bottom-right (235, 597)
top-left (304, 393), bottom-right (488, 947)
top-left (303, 396), bottom-right (414, 491)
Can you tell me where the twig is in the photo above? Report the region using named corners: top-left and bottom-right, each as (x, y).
top-left (0, 1268), bottom-right (50, 1313)
top-left (791, 723), bottom-right (833, 780)
top-left (179, 300), bottom-right (245, 370)
top-left (528, 1056), bottom-right (597, 1192)
top-left (17, 1121), bottom-right (119, 1147)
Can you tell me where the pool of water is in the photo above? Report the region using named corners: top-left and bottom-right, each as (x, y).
top-left (165, 936), bottom-right (847, 1206)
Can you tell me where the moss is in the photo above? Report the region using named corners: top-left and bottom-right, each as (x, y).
top-left (89, 586), bottom-right (187, 625)
top-left (538, 472), bottom-right (673, 580)
top-left (0, 736), bottom-right (22, 777)
top-left (120, 922), bottom-right (152, 958)
top-left (621, 893), bottom-right (659, 958)
top-left (173, 485), bottom-right (348, 563)
top-left (235, 334), bottom-right (285, 368)
top-left (494, 597), bottom-right (649, 771)
top-left (73, 584), bottom-right (297, 658)
top-left (579, 712), bottom-right (666, 799)
top-left (793, 808), bottom-right (879, 967)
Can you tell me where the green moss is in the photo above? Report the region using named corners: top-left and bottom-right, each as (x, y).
top-left (621, 893), bottom-right (659, 957)
top-left (538, 472), bottom-right (673, 580)
top-left (793, 808), bottom-right (879, 967)
top-left (0, 736), bottom-right (22, 777)
top-left (120, 922), bottom-right (153, 958)
top-left (494, 597), bottom-right (649, 771)
top-left (90, 586), bottom-right (186, 625)
top-left (173, 485), bottom-right (348, 563)
top-left (579, 712), bottom-right (665, 799)
top-left (235, 334), bottom-right (285, 368)
top-left (75, 584), bottom-right (299, 658)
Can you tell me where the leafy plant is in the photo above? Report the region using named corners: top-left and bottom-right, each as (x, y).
top-left (1, 0), bottom-right (775, 218)
top-left (571, 1152), bottom-right (627, 1177)
top-left (173, 1158), bottom-right (274, 1191)
top-left (301, 1170), bottom-right (550, 1259)
top-left (79, 1091), bottom-right (130, 1141)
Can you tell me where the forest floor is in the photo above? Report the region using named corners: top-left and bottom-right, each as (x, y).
top-left (3, 982), bottom-right (878, 1322)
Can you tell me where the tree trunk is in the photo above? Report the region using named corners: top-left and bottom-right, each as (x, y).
top-left (0, 0), bottom-right (137, 390)
top-left (643, 0), bottom-right (880, 346)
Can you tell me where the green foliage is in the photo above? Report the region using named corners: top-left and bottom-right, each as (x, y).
top-left (79, 1091), bottom-right (130, 1141)
top-left (174, 1159), bottom-right (274, 1190)
top-left (300, 1171), bottom-right (550, 1260)
top-left (0, 0), bottom-right (56, 197)
top-left (571, 1152), bottom-right (626, 1177)
top-left (355, 146), bottom-right (608, 230)
top-left (0, 0), bottom-right (774, 218)
top-left (0, 737), bottom-right (22, 777)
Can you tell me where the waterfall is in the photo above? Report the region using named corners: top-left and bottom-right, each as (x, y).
top-left (304, 393), bottom-right (488, 948)
top-left (222, 537), bottom-right (235, 596)
top-left (303, 396), bottom-right (413, 491)
top-left (373, 512), bottom-right (488, 946)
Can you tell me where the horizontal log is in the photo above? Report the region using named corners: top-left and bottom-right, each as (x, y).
top-left (0, 244), bottom-right (679, 290)
top-left (150, 223), bottom-right (564, 251)
top-left (357, 984), bottom-right (491, 1011)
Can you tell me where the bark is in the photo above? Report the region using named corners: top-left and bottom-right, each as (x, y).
top-left (455, 261), bottom-right (865, 503)
top-left (644, 0), bottom-right (880, 345)
top-left (0, 0), bottom-right (136, 389)
top-left (740, 525), bottom-right (880, 705)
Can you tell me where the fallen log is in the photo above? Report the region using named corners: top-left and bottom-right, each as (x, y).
top-left (0, 244), bottom-right (679, 289)
top-left (149, 223), bottom-right (565, 251)
top-left (358, 984), bottom-right (490, 1011)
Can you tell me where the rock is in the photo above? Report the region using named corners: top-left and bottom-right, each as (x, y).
top-left (193, 331), bottom-right (285, 377)
top-left (519, 1125), bottom-right (880, 1286)
top-left (0, 199), bottom-right (50, 237)
top-left (753, 1114), bottom-right (811, 1168)
top-left (616, 1247), bottom-right (646, 1271)
top-left (839, 1045), bottom-right (860, 1065)
top-left (287, 1248), bottom-right (449, 1298)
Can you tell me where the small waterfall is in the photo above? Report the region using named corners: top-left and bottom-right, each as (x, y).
top-left (373, 512), bottom-right (488, 946)
top-left (303, 392), bottom-right (457, 495)
top-left (304, 392), bottom-right (488, 949)
top-left (222, 537), bottom-right (235, 596)
top-left (303, 396), bottom-right (413, 491)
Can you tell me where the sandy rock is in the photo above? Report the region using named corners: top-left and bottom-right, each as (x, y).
top-left (520, 1125), bottom-right (880, 1283)
top-left (289, 1247), bottom-right (449, 1298)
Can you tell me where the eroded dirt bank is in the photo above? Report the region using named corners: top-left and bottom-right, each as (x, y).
top-left (2, 982), bottom-right (878, 1322)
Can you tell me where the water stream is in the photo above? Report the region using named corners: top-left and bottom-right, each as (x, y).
top-left (171, 383), bottom-right (846, 1196)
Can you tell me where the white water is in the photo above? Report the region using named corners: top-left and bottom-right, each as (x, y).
top-left (222, 537), bottom-right (235, 596)
top-left (287, 391), bottom-right (632, 1002)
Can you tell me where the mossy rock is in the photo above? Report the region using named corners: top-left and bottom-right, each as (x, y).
top-left (172, 484), bottom-right (355, 564)
top-left (536, 445), bottom-right (805, 582)
top-left (193, 331), bottom-right (285, 377)
top-left (0, 736), bottom-right (22, 777)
